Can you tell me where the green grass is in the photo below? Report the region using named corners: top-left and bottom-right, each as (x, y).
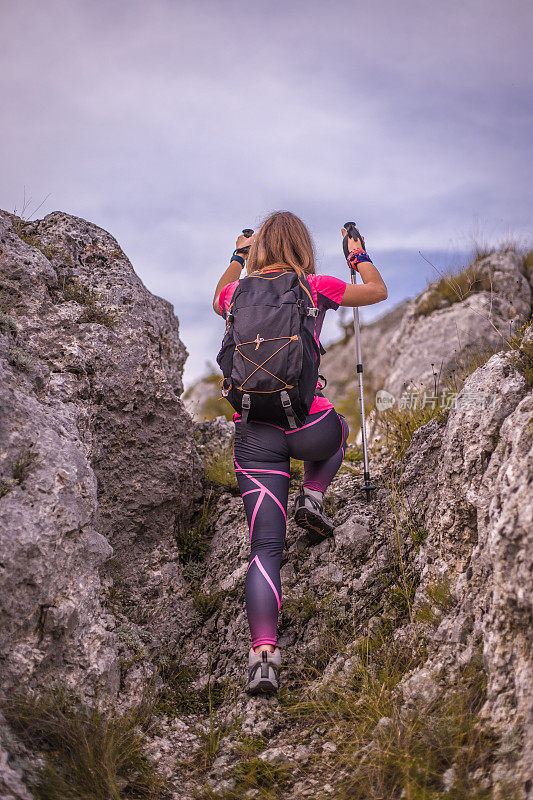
top-left (376, 401), bottom-right (449, 460)
top-left (334, 389), bottom-right (362, 444)
top-left (281, 633), bottom-right (506, 800)
top-left (154, 653), bottom-right (226, 718)
top-left (414, 261), bottom-right (494, 318)
top-left (174, 491), bottom-right (216, 563)
top-left (375, 342), bottom-right (503, 461)
top-left (200, 758), bottom-right (291, 800)
top-left (415, 578), bottom-right (454, 626)
top-left (64, 278), bottom-right (120, 329)
top-left (282, 588), bottom-right (332, 625)
top-left (508, 319), bottom-right (533, 387)
top-left (0, 310), bottom-right (17, 336)
top-left (7, 345), bottom-right (33, 371)
top-left (0, 443), bottom-right (39, 498)
top-left (191, 588), bottom-right (224, 622)
top-left (414, 244), bottom-right (530, 320)
top-left (3, 690), bottom-right (164, 800)
top-left (233, 733), bottom-right (267, 758)
top-left (204, 446), bottom-right (238, 492)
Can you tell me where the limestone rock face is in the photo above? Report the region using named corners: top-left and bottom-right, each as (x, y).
top-left (320, 300), bottom-right (409, 406)
top-left (322, 251), bottom-right (530, 408)
top-left (384, 251), bottom-right (530, 397)
top-left (0, 210), bottom-right (202, 699)
top-left (401, 353), bottom-right (532, 789)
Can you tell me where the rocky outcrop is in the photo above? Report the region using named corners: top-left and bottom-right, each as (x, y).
top-left (139, 335), bottom-right (533, 798)
top-left (320, 299), bottom-right (409, 406)
top-left (1, 226), bottom-right (531, 800)
top-left (384, 251), bottom-right (531, 397)
top-left (0, 210), bottom-right (202, 700)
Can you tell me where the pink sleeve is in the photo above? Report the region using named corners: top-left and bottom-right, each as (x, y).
top-left (218, 281), bottom-right (237, 314)
top-left (312, 274), bottom-right (347, 307)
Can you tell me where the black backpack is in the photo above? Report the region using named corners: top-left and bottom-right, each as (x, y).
top-left (216, 269), bottom-right (321, 439)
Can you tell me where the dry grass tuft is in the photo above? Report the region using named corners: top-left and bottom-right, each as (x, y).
top-left (3, 690), bottom-right (164, 800)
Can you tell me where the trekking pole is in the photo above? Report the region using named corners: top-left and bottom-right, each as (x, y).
top-left (343, 221), bottom-right (375, 501)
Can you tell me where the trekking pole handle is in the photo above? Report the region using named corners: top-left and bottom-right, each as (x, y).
top-left (343, 221), bottom-right (366, 258)
top-left (236, 228), bottom-right (255, 255)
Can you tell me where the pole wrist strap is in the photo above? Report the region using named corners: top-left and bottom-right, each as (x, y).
top-left (347, 248), bottom-right (373, 271)
top-left (230, 251), bottom-right (245, 267)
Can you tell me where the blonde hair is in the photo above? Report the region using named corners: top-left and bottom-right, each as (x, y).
top-left (246, 211), bottom-right (316, 275)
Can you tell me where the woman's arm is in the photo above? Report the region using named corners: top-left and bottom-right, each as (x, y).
top-left (213, 261), bottom-right (243, 315)
top-left (213, 233), bottom-right (256, 315)
top-left (339, 230), bottom-right (387, 307)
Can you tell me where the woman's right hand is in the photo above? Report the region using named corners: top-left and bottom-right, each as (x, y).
top-left (236, 233), bottom-right (256, 253)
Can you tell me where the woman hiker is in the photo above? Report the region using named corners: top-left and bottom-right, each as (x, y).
top-left (212, 211), bottom-right (387, 695)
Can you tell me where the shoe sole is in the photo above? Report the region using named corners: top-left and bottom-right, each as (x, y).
top-left (294, 507), bottom-right (334, 543)
top-left (246, 679), bottom-right (278, 695)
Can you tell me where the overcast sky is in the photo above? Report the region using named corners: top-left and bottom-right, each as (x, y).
top-left (1, 0), bottom-right (531, 385)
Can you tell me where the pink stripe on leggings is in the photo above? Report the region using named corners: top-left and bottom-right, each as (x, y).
top-left (285, 409), bottom-right (332, 433)
top-left (249, 554), bottom-right (281, 610)
top-left (235, 467), bottom-right (291, 477)
top-left (234, 459), bottom-right (288, 522)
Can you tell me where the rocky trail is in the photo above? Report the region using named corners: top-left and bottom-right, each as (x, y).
top-left (0, 210), bottom-right (532, 799)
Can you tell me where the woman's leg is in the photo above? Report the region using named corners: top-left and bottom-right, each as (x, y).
top-left (286, 409), bottom-right (349, 492)
top-left (233, 420), bottom-right (290, 652)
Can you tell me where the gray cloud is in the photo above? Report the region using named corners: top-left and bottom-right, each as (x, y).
top-left (1, 0), bottom-right (531, 383)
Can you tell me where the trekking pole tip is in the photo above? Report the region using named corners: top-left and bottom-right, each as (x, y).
top-left (361, 476), bottom-right (375, 502)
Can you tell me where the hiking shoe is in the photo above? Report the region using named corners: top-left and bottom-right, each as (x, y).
top-left (245, 647), bottom-right (281, 695)
top-left (293, 489), bottom-right (335, 543)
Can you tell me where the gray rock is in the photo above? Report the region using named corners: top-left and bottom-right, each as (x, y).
top-left (333, 519), bottom-right (372, 558)
top-left (0, 209), bottom-right (202, 699)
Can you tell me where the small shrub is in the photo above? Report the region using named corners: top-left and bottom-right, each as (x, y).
top-left (3, 690), bottom-right (163, 800)
top-left (0, 311), bottom-right (17, 336)
top-left (64, 278), bottom-right (120, 329)
top-left (8, 346), bottom-right (33, 371)
top-left (191, 588), bottom-right (224, 622)
top-left (0, 444), bottom-right (38, 498)
top-left (414, 261), bottom-right (494, 318)
top-left (175, 491), bottom-right (216, 563)
top-left (155, 654), bottom-right (226, 718)
top-left (204, 447), bottom-right (238, 492)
